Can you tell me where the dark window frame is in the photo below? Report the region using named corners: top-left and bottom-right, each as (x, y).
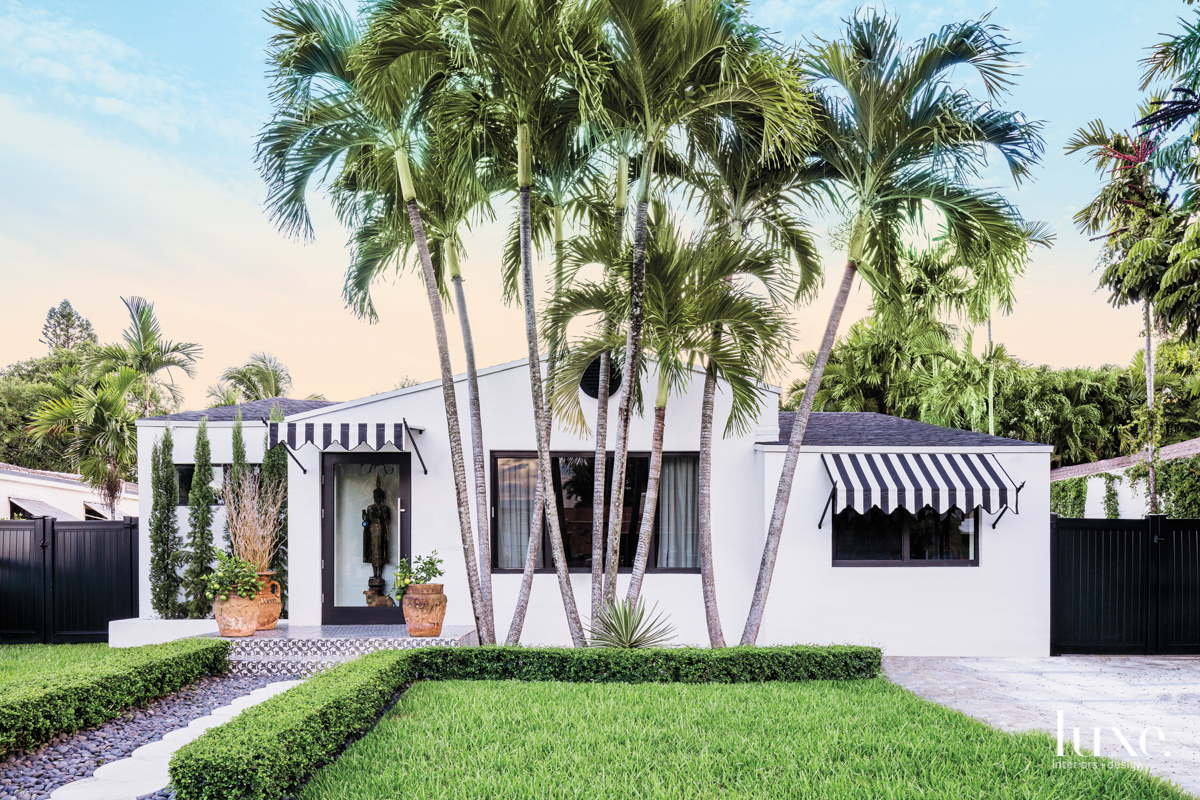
top-left (831, 506), bottom-right (982, 568)
top-left (489, 450), bottom-right (701, 576)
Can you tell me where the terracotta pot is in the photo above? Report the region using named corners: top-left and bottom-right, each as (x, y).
top-left (402, 583), bottom-right (447, 637)
top-left (256, 571), bottom-right (282, 631)
top-left (213, 593), bottom-right (260, 637)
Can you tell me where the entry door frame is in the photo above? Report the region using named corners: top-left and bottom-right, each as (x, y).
top-left (320, 450), bottom-right (412, 625)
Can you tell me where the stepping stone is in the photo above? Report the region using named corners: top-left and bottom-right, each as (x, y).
top-left (160, 726), bottom-right (204, 745)
top-left (129, 740), bottom-right (179, 761)
top-left (187, 715), bottom-right (225, 730)
top-left (51, 771), bottom-right (164, 800)
top-left (93, 758), bottom-right (170, 784)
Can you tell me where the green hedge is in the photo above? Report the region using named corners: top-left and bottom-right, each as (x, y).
top-left (0, 638), bottom-right (230, 754)
top-left (170, 644), bottom-right (880, 800)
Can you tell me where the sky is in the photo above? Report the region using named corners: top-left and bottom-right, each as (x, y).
top-left (0, 0), bottom-right (1187, 408)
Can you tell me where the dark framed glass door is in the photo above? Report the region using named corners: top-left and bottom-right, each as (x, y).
top-left (321, 451), bottom-right (411, 624)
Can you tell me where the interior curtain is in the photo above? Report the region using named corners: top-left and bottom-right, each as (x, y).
top-left (496, 457), bottom-right (539, 569)
top-left (657, 455), bottom-right (699, 568)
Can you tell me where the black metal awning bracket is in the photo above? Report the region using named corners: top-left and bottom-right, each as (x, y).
top-left (260, 417), bottom-right (308, 474)
top-left (404, 418), bottom-right (428, 475)
top-left (991, 505), bottom-right (1010, 529)
top-left (818, 485), bottom-right (836, 529)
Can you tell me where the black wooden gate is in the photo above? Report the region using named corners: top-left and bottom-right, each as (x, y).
top-left (1051, 515), bottom-right (1200, 655)
top-left (0, 517), bottom-right (138, 644)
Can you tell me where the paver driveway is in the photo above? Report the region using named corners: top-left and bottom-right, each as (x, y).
top-left (885, 656), bottom-right (1200, 796)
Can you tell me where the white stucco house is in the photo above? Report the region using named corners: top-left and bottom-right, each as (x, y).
top-left (1, 461), bottom-right (137, 521)
top-left (1049, 436), bottom-right (1200, 518)
top-left (133, 357), bottom-right (1051, 656)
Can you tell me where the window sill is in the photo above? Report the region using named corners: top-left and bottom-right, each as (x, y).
top-left (491, 568), bottom-right (701, 575)
top-left (832, 560), bottom-right (978, 568)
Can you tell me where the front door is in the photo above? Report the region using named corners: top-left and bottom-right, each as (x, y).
top-left (321, 451), bottom-right (411, 624)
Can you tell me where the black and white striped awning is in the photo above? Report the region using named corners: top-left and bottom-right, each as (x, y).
top-left (269, 422), bottom-right (406, 452)
top-left (821, 452), bottom-right (1020, 516)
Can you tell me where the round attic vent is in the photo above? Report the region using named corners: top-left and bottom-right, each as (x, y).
top-left (580, 356), bottom-right (621, 399)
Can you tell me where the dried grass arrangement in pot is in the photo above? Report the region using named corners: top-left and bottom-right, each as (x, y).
top-left (224, 470), bottom-right (285, 630)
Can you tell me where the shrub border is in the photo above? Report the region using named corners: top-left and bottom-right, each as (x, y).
top-left (0, 638), bottom-right (230, 754)
top-left (170, 644), bottom-right (880, 800)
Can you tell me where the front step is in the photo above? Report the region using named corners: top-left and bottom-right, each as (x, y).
top-left (218, 624), bottom-right (478, 677)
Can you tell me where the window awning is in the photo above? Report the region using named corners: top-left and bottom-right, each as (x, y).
top-left (269, 422), bottom-right (406, 452)
top-left (820, 452), bottom-right (1021, 516)
top-left (9, 497), bottom-right (79, 520)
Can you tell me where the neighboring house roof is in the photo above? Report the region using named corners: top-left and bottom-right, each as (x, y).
top-left (0, 461), bottom-right (138, 496)
top-left (141, 397), bottom-right (336, 423)
top-left (766, 411), bottom-right (1042, 449)
top-left (1049, 435), bottom-right (1200, 482)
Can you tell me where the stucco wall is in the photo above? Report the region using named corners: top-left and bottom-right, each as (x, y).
top-left (282, 360), bottom-right (1052, 656)
top-left (1078, 471), bottom-right (1148, 519)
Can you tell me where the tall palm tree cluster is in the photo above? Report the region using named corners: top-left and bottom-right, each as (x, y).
top-left (259, 1), bottom-right (1043, 646)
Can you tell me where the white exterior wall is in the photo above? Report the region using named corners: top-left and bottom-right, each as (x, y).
top-left (282, 359), bottom-right (1053, 656)
top-left (1079, 472), bottom-right (1148, 519)
top-left (757, 446), bottom-right (1051, 656)
top-left (0, 471), bottom-right (136, 521)
top-left (134, 419), bottom-right (268, 618)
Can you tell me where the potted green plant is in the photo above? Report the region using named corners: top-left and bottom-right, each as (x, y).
top-left (396, 551), bottom-right (446, 637)
top-left (205, 551), bottom-right (261, 637)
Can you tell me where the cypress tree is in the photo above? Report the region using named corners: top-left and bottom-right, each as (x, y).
top-left (183, 418), bottom-right (216, 618)
top-left (149, 428), bottom-right (183, 618)
top-left (262, 404), bottom-right (288, 616)
top-left (223, 411), bottom-right (247, 553)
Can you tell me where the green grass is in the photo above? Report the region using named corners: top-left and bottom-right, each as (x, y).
top-left (0, 644), bottom-right (115, 694)
top-left (301, 679), bottom-right (1186, 800)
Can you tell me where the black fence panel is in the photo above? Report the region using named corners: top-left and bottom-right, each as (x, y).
top-left (1161, 518), bottom-right (1200, 654)
top-left (0, 517), bottom-right (137, 644)
top-left (1052, 515), bottom-right (1200, 656)
top-left (0, 519), bottom-right (45, 643)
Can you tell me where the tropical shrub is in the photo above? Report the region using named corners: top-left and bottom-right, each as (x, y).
top-left (586, 598), bottom-right (677, 649)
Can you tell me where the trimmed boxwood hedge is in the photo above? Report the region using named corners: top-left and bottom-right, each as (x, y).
top-left (0, 638), bottom-right (230, 754)
top-left (170, 644), bottom-right (880, 800)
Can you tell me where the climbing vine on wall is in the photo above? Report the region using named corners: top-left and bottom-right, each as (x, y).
top-left (1051, 477), bottom-right (1088, 517)
top-left (1102, 474), bottom-right (1121, 519)
top-left (1156, 455), bottom-right (1200, 518)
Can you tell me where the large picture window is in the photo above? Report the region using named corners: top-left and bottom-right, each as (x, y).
top-left (492, 452), bottom-right (699, 573)
top-left (832, 506), bottom-right (979, 567)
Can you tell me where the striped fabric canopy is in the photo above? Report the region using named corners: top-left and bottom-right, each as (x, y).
top-left (820, 452), bottom-right (1020, 515)
top-left (268, 421), bottom-right (405, 452)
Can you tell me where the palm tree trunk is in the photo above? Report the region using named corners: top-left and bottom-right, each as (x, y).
top-left (603, 197), bottom-right (650, 605)
top-left (515, 126), bottom-right (585, 646)
top-left (987, 315), bottom-right (995, 437)
top-left (1146, 300), bottom-right (1158, 514)
top-left (626, 384), bottom-right (666, 603)
top-left (449, 249), bottom-right (495, 645)
top-left (505, 459), bottom-right (545, 644)
top-left (590, 351), bottom-right (610, 621)
top-left (741, 259), bottom-right (857, 646)
top-left (698, 347), bottom-right (726, 647)
top-left (403, 197), bottom-right (488, 639)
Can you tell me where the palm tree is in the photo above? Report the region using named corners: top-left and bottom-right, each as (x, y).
top-left (342, 127), bottom-right (501, 644)
top-left (29, 367), bottom-right (139, 516)
top-left (741, 11), bottom-right (1044, 645)
top-left (85, 296), bottom-right (201, 418)
top-left (676, 110), bottom-right (820, 646)
top-left (259, 0), bottom-right (491, 639)
top-left (546, 213), bottom-right (793, 603)
top-left (212, 353), bottom-right (291, 402)
top-left (596, 0), bottom-right (811, 609)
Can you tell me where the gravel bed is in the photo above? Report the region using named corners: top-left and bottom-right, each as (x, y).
top-left (0, 673), bottom-right (297, 800)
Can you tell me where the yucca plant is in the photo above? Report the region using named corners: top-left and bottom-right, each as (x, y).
top-left (585, 597), bottom-right (677, 649)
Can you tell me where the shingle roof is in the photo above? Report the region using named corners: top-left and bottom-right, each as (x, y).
top-left (141, 398), bottom-right (335, 423)
top-left (766, 411), bottom-right (1040, 448)
top-left (0, 462), bottom-right (139, 495)
top-left (1049, 436), bottom-right (1200, 482)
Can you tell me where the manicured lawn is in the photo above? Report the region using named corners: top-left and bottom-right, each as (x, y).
top-left (0, 644), bottom-right (113, 694)
top-left (301, 679), bottom-right (1185, 800)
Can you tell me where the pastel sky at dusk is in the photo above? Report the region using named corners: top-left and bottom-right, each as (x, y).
top-left (0, 0), bottom-right (1179, 409)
